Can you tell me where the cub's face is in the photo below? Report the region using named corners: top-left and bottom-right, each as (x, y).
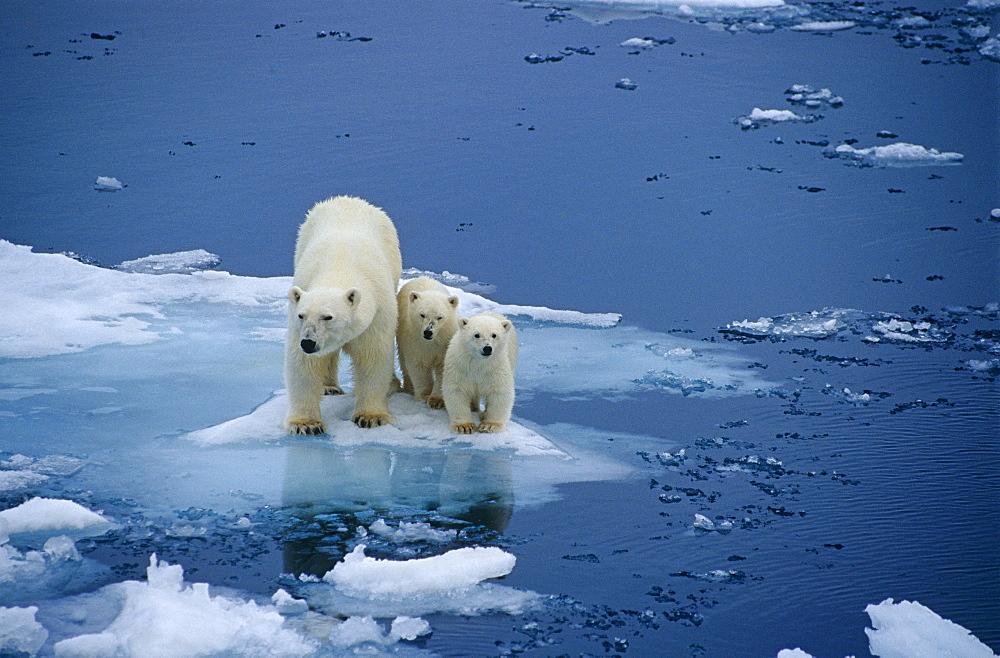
top-left (289, 286), bottom-right (358, 355)
top-left (458, 315), bottom-right (511, 358)
top-left (408, 291), bottom-right (459, 341)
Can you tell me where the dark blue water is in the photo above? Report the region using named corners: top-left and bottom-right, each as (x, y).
top-left (1, 0), bottom-right (997, 655)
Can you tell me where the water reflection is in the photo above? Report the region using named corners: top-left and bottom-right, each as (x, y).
top-left (281, 444), bottom-right (514, 574)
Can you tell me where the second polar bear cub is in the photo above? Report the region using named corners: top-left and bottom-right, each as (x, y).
top-left (396, 276), bottom-right (460, 409)
top-left (442, 312), bottom-right (518, 434)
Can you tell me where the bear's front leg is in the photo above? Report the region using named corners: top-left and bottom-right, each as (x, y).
top-left (346, 334), bottom-right (394, 428)
top-left (425, 363), bottom-right (446, 410)
top-left (284, 343), bottom-right (327, 435)
top-left (443, 382), bottom-right (477, 434)
top-left (478, 385), bottom-right (514, 433)
top-left (322, 350), bottom-right (344, 395)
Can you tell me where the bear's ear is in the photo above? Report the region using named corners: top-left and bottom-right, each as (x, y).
top-left (409, 291), bottom-right (421, 303)
top-left (345, 288), bottom-right (360, 307)
top-left (460, 318), bottom-right (469, 328)
top-left (447, 296), bottom-right (459, 309)
top-left (289, 286), bottom-right (303, 304)
top-left (501, 320), bottom-right (512, 332)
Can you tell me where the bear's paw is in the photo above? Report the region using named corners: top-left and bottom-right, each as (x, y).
top-left (353, 412), bottom-right (392, 429)
top-left (323, 386), bottom-right (345, 396)
top-left (451, 421), bottom-right (477, 435)
top-left (426, 395), bottom-right (445, 410)
top-left (477, 421), bottom-right (506, 433)
top-left (285, 419), bottom-right (327, 435)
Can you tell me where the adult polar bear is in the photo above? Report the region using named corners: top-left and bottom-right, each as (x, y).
top-left (284, 196), bottom-right (402, 434)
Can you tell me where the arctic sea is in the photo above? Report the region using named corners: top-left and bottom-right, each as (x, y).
top-left (0, 0), bottom-right (997, 656)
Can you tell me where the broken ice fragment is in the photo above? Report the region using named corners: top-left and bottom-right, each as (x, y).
top-left (615, 78), bottom-right (638, 90)
top-left (828, 142), bottom-right (963, 167)
top-left (94, 176), bottom-right (123, 191)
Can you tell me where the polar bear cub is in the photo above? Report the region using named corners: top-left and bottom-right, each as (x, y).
top-left (283, 196), bottom-right (402, 434)
top-left (442, 312), bottom-right (518, 434)
top-left (397, 277), bottom-right (460, 409)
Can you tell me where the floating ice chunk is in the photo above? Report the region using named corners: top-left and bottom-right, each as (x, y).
top-left (865, 598), bottom-right (996, 657)
top-left (115, 249), bottom-right (221, 274)
top-left (785, 85), bottom-right (843, 108)
top-left (894, 15), bottom-right (932, 29)
top-left (369, 519), bottom-right (458, 543)
top-left (829, 142), bottom-right (964, 167)
top-left (400, 268), bottom-right (494, 294)
top-left (867, 319), bottom-right (947, 344)
top-left (621, 37), bottom-right (656, 49)
top-left (271, 588), bottom-right (309, 615)
top-left (724, 309), bottom-right (854, 339)
top-left (737, 107), bottom-right (818, 129)
top-left (966, 359), bottom-right (1000, 374)
top-left (776, 650), bottom-right (815, 658)
top-left (980, 37), bottom-right (1000, 62)
top-left (328, 615), bottom-right (430, 647)
top-left (55, 554), bottom-right (316, 657)
top-left (390, 615), bottom-right (432, 641)
top-left (746, 22), bottom-right (777, 32)
top-left (324, 544), bottom-right (516, 599)
top-left (789, 20), bottom-right (856, 31)
top-left (693, 513), bottom-right (716, 531)
top-left (0, 606), bottom-right (47, 657)
top-left (615, 77), bottom-right (638, 90)
top-left (93, 176), bottom-right (122, 191)
top-left (0, 497), bottom-right (112, 540)
top-left (967, 0), bottom-right (1000, 9)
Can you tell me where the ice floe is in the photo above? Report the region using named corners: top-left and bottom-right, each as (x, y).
top-left (826, 142), bottom-right (964, 167)
top-left (115, 249), bottom-right (221, 274)
top-left (722, 308), bottom-right (957, 345)
top-left (865, 598), bottom-right (997, 658)
top-left (784, 84), bottom-right (843, 108)
top-left (0, 606), bottom-right (48, 657)
top-left (0, 497), bottom-right (112, 541)
top-left (788, 20), bottom-right (855, 31)
top-left (52, 554), bottom-right (318, 657)
top-left (736, 107), bottom-right (818, 130)
top-left (93, 176), bottom-right (122, 191)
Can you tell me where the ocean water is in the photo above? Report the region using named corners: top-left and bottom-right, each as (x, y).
top-left (0, 0), bottom-right (997, 656)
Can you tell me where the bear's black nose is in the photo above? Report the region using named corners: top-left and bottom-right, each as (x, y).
top-left (423, 329), bottom-right (434, 340)
top-left (481, 345), bottom-right (493, 356)
top-left (300, 338), bottom-right (318, 354)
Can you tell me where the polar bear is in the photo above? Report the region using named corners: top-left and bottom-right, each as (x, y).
top-left (397, 276), bottom-right (460, 409)
top-left (283, 196), bottom-right (402, 434)
top-left (442, 312), bottom-right (518, 434)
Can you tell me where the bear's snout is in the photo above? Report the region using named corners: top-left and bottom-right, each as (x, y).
top-left (481, 345), bottom-right (493, 357)
top-left (423, 328), bottom-right (434, 340)
top-left (300, 338), bottom-right (319, 354)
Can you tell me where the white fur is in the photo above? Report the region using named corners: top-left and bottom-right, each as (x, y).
top-left (284, 196), bottom-right (402, 433)
top-left (442, 312), bottom-right (518, 434)
top-left (397, 277), bottom-right (460, 410)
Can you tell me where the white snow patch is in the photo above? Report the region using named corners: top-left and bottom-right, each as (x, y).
top-left (865, 598), bottom-right (996, 657)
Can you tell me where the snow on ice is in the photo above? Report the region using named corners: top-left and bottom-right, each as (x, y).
top-left (115, 249), bottom-right (221, 275)
top-left (93, 176), bottom-right (122, 191)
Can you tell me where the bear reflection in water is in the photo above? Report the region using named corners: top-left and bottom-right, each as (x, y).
top-left (281, 443), bottom-right (513, 576)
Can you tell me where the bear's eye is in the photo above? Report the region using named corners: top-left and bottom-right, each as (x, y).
top-left (321, 315), bottom-right (333, 322)
top-left (420, 314), bottom-right (426, 319)
top-left (474, 333), bottom-right (481, 339)
top-left (491, 333), bottom-right (497, 339)
top-left (436, 316), bottom-right (443, 321)
top-left (297, 313), bottom-right (304, 320)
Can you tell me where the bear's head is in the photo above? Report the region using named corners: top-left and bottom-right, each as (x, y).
top-left (457, 313), bottom-right (512, 358)
top-left (408, 290), bottom-right (460, 341)
top-left (289, 285), bottom-right (359, 355)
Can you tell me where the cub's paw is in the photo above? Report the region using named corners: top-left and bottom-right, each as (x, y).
top-left (426, 395), bottom-right (445, 410)
top-left (324, 386), bottom-right (345, 396)
top-left (353, 413), bottom-right (391, 429)
top-left (451, 422), bottom-right (477, 435)
top-left (285, 419), bottom-right (326, 435)
top-left (477, 421), bottom-right (505, 433)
